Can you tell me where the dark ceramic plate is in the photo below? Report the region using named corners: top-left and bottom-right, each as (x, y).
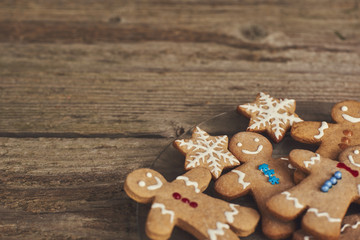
top-left (137, 102), bottom-right (360, 240)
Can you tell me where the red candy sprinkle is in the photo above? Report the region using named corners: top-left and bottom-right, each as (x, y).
top-left (181, 198), bottom-right (190, 204)
top-left (172, 192), bottom-right (181, 200)
top-left (189, 202), bottom-right (198, 208)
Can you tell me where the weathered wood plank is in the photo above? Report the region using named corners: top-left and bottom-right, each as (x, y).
top-left (0, 137), bottom-right (170, 239)
top-left (1, 60), bottom-right (359, 137)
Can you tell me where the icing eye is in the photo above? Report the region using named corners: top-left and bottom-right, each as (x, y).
top-left (354, 150), bottom-right (359, 155)
top-left (146, 172), bottom-right (152, 178)
top-left (237, 142), bottom-right (242, 147)
top-left (138, 181), bottom-right (146, 187)
top-left (254, 138), bottom-right (259, 142)
top-left (341, 106), bottom-right (348, 111)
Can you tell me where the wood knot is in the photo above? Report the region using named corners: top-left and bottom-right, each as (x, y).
top-left (241, 25), bottom-right (268, 41)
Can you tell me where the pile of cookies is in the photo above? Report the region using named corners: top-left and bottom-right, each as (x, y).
top-left (125, 92), bottom-right (360, 240)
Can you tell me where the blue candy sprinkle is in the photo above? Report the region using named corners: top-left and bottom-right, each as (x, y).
top-left (324, 180), bottom-right (333, 188)
top-left (264, 169), bottom-right (275, 177)
top-left (334, 171), bottom-right (342, 180)
top-left (330, 177), bottom-right (337, 185)
top-left (321, 185), bottom-right (329, 192)
top-left (269, 175), bottom-right (279, 185)
top-left (258, 164), bottom-right (269, 172)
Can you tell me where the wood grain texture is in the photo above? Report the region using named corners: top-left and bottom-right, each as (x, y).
top-left (0, 0), bottom-right (359, 239)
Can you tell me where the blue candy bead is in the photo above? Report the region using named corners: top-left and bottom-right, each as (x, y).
top-left (321, 185), bottom-right (329, 192)
top-left (334, 171), bottom-right (342, 180)
top-left (330, 177), bottom-right (337, 185)
top-left (324, 180), bottom-right (333, 188)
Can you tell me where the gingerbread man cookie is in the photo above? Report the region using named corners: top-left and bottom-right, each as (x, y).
top-left (238, 92), bottom-right (303, 143)
top-left (291, 100), bottom-right (360, 159)
top-left (266, 146), bottom-right (360, 240)
top-left (174, 127), bottom-right (240, 179)
top-left (293, 214), bottom-right (360, 240)
top-left (215, 132), bottom-right (296, 239)
top-left (125, 167), bottom-right (260, 240)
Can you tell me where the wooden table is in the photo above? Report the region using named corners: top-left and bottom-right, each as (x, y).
top-left (0, 1), bottom-right (359, 239)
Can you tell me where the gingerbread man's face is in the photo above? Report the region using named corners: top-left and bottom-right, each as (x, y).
top-left (339, 145), bottom-right (360, 170)
top-left (332, 101), bottom-right (360, 124)
top-left (229, 132), bottom-right (272, 162)
top-left (124, 168), bottom-right (166, 203)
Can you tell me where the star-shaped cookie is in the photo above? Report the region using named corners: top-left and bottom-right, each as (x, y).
top-left (238, 92), bottom-right (303, 143)
top-left (174, 127), bottom-right (240, 179)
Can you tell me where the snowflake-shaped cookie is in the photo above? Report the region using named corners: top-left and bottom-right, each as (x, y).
top-left (174, 127), bottom-right (240, 179)
top-left (238, 92), bottom-right (303, 143)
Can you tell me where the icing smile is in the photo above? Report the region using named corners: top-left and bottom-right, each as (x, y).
top-left (342, 113), bottom-right (360, 123)
top-left (147, 176), bottom-right (163, 190)
top-left (348, 155), bottom-right (360, 168)
top-left (242, 145), bottom-right (263, 155)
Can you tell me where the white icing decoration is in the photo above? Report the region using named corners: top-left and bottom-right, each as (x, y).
top-left (354, 150), bottom-right (359, 155)
top-left (341, 106), bottom-right (348, 111)
top-left (175, 127), bottom-right (239, 178)
top-left (342, 113), bottom-right (360, 123)
top-left (307, 208), bottom-right (341, 223)
top-left (152, 203), bottom-right (175, 223)
top-left (237, 142), bottom-right (242, 147)
top-left (207, 222), bottom-right (230, 240)
top-left (282, 191), bottom-right (304, 209)
top-left (138, 181), bottom-right (146, 187)
top-left (231, 170), bottom-right (250, 189)
top-left (147, 176), bottom-right (163, 190)
top-left (348, 154), bottom-right (360, 168)
top-left (224, 204), bottom-right (239, 223)
top-left (242, 145), bottom-right (263, 155)
top-left (176, 176), bottom-right (200, 193)
top-left (358, 184), bottom-right (360, 196)
top-left (146, 172), bottom-right (152, 178)
top-left (254, 138), bottom-right (259, 142)
top-left (304, 236), bottom-right (312, 240)
top-left (341, 221), bottom-right (360, 232)
top-left (280, 157), bottom-right (296, 169)
top-left (239, 92), bottom-right (303, 140)
top-left (314, 121), bottom-right (328, 139)
top-left (304, 153), bottom-right (321, 168)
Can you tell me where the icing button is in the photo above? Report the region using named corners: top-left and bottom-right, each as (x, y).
top-left (321, 185), bottom-right (329, 193)
top-left (324, 180), bottom-right (333, 188)
top-left (343, 130), bottom-right (353, 136)
top-left (338, 143), bottom-right (349, 150)
top-left (334, 171), bottom-right (342, 179)
top-left (172, 192), bottom-right (181, 200)
top-left (341, 137), bottom-right (351, 144)
top-left (181, 198), bottom-right (190, 204)
top-left (330, 177), bottom-right (337, 185)
top-left (189, 202), bottom-right (198, 208)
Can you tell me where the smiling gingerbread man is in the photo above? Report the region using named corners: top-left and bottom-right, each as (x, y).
top-left (125, 167), bottom-right (260, 240)
top-left (214, 132), bottom-right (296, 239)
top-left (291, 100), bottom-right (360, 159)
top-left (266, 145), bottom-right (360, 240)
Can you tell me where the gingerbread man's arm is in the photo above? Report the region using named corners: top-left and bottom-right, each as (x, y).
top-left (291, 121), bottom-right (333, 144)
top-left (146, 202), bottom-right (176, 240)
top-left (214, 165), bottom-right (251, 199)
top-left (173, 167), bottom-right (212, 193)
top-left (289, 149), bottom-right (328, 174)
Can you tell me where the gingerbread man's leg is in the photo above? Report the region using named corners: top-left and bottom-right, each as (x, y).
top-left (261, 211), bottom-right (295, 239)
top-left (204, 221), bottom-right (240, 240)
top-left (302, 209), bottom-right (342, 240)
top-left (223, 203), bottom-right (260, 237)
top-left (145, 203), bottom-right (176, 240)
top-left (266, 189), bottom-right (308, 221)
